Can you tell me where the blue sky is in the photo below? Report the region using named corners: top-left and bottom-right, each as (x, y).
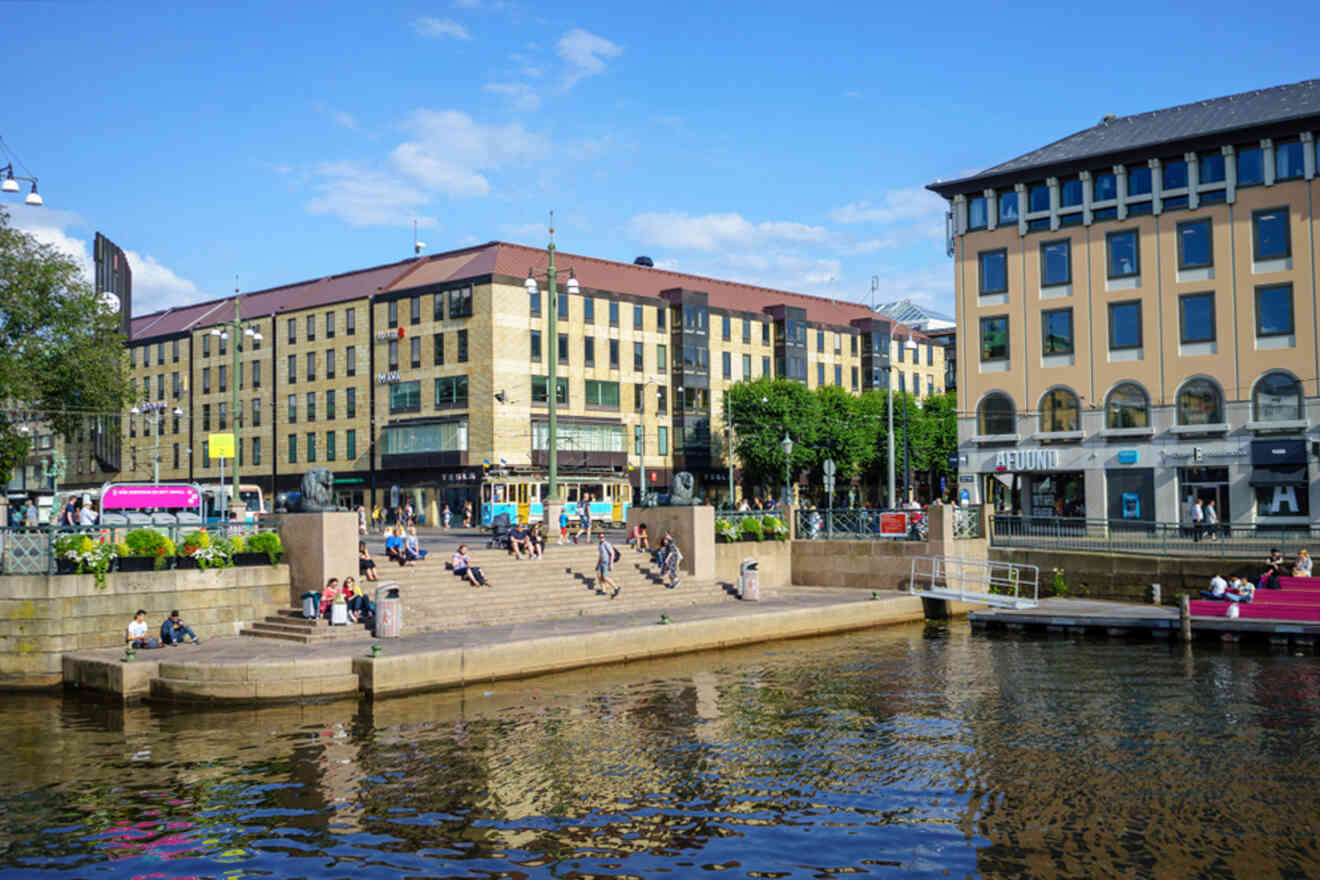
top-left (2, 1), bottom-right (1314, 318)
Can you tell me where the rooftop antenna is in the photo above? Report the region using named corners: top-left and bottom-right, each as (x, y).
top-left (870, 275), bottom-right (879, 311)
top-left (413, 219), bottom-right (426, 256)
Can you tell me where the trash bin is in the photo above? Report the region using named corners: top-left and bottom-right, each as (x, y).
top-left (300, 591), bottom-right (319, 620)
top-left (738, 558), bottom-right (760, 601)
top-left (375, 584), bottom-right (402, 637)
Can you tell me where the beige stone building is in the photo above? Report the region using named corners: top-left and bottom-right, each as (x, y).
top-left (930, 79), bottom-right (1320, 526)
top-left (52, 243), bottom-right (944, 520)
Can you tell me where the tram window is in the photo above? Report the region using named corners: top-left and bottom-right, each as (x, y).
top-left (529, 483), bottom-right (540, 501)
top-left (481, 485), bottom-right (492, 502)
top-left (493, 485), bottom-right (505, 502)
top-left (566, 485), bottom-right (579, 502)
top-left (584, 483), bottom-right (604, 501)
top-left (539, 484), bottom-right (549, 501)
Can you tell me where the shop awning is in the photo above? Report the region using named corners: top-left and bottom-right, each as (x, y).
top-left (1249, 465), bottom-right (1307, 486)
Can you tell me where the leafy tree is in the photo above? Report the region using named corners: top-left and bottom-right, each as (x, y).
top-left (812, 385), bottom-right (877, 482)
top-left (725, 379), bottom-right (818, 491)
top-left (0, 208), bottom-right (132, 484)
top-left (912, 391), bottom-right (958, 485)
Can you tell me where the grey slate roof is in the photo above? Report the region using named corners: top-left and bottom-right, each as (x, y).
top-left (929, 78), bottom-right (1320, 196)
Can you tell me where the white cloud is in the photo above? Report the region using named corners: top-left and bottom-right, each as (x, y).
top-left (556, 28), bottom-right (621, 88)
top-left (483, 82), bottom-right (541, 111)
top-left (510, 51), bottom-right (543, 79)
top-left (125, 250), bottom-right (207, 312)
top-left (389, 108), bottom-right (549, 197)
top-left (662, 250), bottom-right (844, 295)
top-left (867, 264), bottom-right (955, 314)
top-left (843, 237), bottom-right (900, 254)
top-left (305, 160), bottom-right (433, 227)
top-left (830, 186), bottom-right (945, 225)
top-left (314, 101), bottom-right (358, 130)
top-left (9, 207), bottom-right (93, 279)
top-left (627, 211), bottom-right (829, 252)
top-left (411, 16), bottom-right (471, 39)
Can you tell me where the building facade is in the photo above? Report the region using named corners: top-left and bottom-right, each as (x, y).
top-left (56, 243), bottom-right (944, 519)
top-left (930, 79), bottom-right (1320, 527)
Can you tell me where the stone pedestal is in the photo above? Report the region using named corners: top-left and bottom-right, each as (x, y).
top-left (627, 505), bottom-right (715, 580)
top-left (278, 512), bottom-right (357, 607)
top-left (543, 499), bottom-right (566, 537)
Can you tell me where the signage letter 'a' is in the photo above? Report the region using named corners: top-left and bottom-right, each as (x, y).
top-left (1268, 486), bottom-right (1300, 515)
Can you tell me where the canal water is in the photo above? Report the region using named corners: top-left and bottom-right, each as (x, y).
top-left (3, 623), bottom-right (1319, 879)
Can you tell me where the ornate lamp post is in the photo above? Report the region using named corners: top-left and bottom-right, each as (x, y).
top-left (781, 432), bottom-right (793, 507)
top-left (210, 296), bottom-right (263, 516)
top-left (901, 337), bottom-right (918, 503)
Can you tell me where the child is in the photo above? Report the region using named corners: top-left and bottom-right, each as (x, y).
top-left (558, 509), bottom-right (569, 545)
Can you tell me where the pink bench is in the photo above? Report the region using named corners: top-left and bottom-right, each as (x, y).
top-left (1190, 600), bottom-right (1320, 622)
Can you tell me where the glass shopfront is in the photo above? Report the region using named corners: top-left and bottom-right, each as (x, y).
top-left (1250, 439), bottom-right (1310, 520)
top-left (1027, 472), bottom-right (1086, 517)
top-left (1179, 466), bottom-right (1231, 523)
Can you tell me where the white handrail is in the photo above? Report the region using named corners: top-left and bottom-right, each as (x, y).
top-left (908, 555), bottom-right (1040, 609)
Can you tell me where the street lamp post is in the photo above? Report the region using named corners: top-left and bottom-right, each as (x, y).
top-left (886, 366), bottom-right (895, 509)
top-left (781, 432), bottom-right (793, 508)
top-left (210, 296), bottom-right (263, 515)
top-left (524, 222), bottom-right (579, 507)
top-left (899, 337), bottom-right (918, 504)
top-left (130, 402), bottom-right (184, 484)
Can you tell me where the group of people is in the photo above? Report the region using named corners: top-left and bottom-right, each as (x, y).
top-left (553, 496), bottom-right (596, 544)
top-left (383, 527), bottom-right (427, 567)
top-left (505, 522), bottom-right (545, 560)
top-left (1201, 547), bottom-right (1313, 602)
top-left (7, 495), bottom-right (99, 528)
top-left (1185, 497), bottom-right (1224, 541)
top-left (319, 577), bottom-right (375, 622)
top-left (125, 609), bottom-right (200, 648)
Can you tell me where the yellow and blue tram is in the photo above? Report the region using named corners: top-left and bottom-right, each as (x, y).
top-left (479, 470), bottom-right (632, 527)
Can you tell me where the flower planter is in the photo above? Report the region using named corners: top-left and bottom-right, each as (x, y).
top-left (55, 558), bottom-right (79, 575)
top-left (233, 552), bottom-right (269, 567)
top-left (118, 556), bottom-right (158, 572)
top-left (175, 557), bottom-right (200, 570)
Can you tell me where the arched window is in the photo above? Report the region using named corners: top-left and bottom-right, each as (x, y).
top-left (978, 393), bottom-right (1016, 436)
top-left (1253, 372), bottom-right (1303, 421)
top-left (1177, 378), bottom-right (1223, 425)
top-left (1040, 388), bottom-right (1080, 432)
top-left (1106, 382), bottom-right (1149, 428)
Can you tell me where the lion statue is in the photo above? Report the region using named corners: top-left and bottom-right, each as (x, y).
top-left (668, 471), bottom-right (697, 506)
top-left (292, 467), bottom-right (336, 512)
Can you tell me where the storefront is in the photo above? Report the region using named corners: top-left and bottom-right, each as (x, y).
top-left (1250, 439), bottom-right (1310, 525)
top-left (1177, 466), bottom-right (1231, 522)
top-left (976, 447), bottom-right (1087, 517)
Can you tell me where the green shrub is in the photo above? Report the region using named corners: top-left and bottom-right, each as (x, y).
top-left (1051, 567), bottom-right (1068, 597)
top-left (714, 519), bottom-right (737, 543)
top-left (179, 529), bottom-right (211, 555)
top-left (739, 518), bottom-right (764, 542)
top-left (55, 533), bottom-right (94, 557)
top-left (228, 534), bottom-right (246, 553)
top-left (245, 531), bottom-right (284, 564)
top-left (123, 528), bottom-right (176, 570)
top-left (761, 516), bottom-right (788, 541)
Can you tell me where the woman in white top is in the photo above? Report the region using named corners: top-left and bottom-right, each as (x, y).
top-left (1295, 549), bottom-right (1313, 578)
top-left (126, 610), bottom-right (150, 646)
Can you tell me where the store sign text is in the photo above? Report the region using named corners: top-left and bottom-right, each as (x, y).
top-left (994, 448), bottom-right (1061, 471)
top-left (1262, 486), bottom-right (1303, 515)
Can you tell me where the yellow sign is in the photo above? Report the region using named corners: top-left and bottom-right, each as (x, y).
top-left (209, 432), bottom-right (235, 459)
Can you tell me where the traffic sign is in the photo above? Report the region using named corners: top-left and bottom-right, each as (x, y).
top-left (209, 432), bottom-right (235, 459)
top-left (823, 458), bottom-right (836, 477)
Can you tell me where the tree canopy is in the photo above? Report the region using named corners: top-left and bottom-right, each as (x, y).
top-left (0, 208), bottom-right (133, 485)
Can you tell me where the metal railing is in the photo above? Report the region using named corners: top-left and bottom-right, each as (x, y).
top-left (990, 515), bottom-right (1320, 558)
top-left (793, 508), bottom-right (927, 541)
top-left (909, 555), bottom-right (1040, 608)
top-left (0, 523), bottom-right (278, 576)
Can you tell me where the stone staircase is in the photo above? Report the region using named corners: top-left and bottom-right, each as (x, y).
top-left (240, 540), bottom-right (753, 643)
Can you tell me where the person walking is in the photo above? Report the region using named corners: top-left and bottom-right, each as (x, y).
top-left (574, 494), bottom-right (592, 544)
top-left (371, 504), bottom-right (382, 534)
top-left (1204, 499), bottom-right (1219, 540)
top-left (1189, 497), bottom-right (1204, 543)
top-left (357, 505), bottom-right (367, 535)
top-left (660, 534), bottom-right (683, 589)
top-left (442, 504), bottom-right (452, 529)
top-left (22, 499), bottom-right (37, 527)
top-left (596, 532), bottom-right (619, 598)
top-left (462, 501), bottom-right (473, 528)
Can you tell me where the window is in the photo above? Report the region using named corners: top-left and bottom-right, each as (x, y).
top-left (834, 332), bottom-right (842, 354)
top-left (202, 404), bottom-right (212, 431)
top-left (346, 308), bottom-right (355, 334)
top-left (816, 362), bottom-right (825, 386)
top-left (585, 380), bottom-right (620, 408)
top-left (1237, 146), bottom-right (1264, 186)
top-left (171, 339), bottom-right (179, 362)
top-left (1127, 164), bottom-right (1152, 196)
top-left (218, 364), bottom-right (228, 392)
top-left (657, 306), bottom-right (666, 330)
top-left (834, 364), bottom-right (842, 386)
top-left (722, 315), bottom-right (731, 341)
top-left (346, 387), bottom-right (356, 418)
top-left (326, 431), bottom-right (336, 462)
top-left (326, 389), bottom-right (336, 420)
top-left (1162, 158), bottom-right (1188, 190)
top-left (657, 344), bottom-right (667, 373)
top-left (1028, 182), bottom-right (1049, 212)
top-left (609, 338), bottom-right (619, 369)
top-left (1041, 308), bottom-right (1074, 355)
top-left (1107, 230), bottom-right (1139, 277)
top-left (346, 346), bottom-right (356, 376)
top-left (851, 366), bottom-right (859, 390)
top-left (287, 394), bottom-right (296, 423)
top-left (978, 249), bottom-right (1007, 294)
top-left (306, 392), bottom-right (316, 421)
top-left (1252, 208), bottom-right (1290, 260)
top-left (1093, 172), bottom-right (1117, 201)
top-left (435, 375), bottom-right (469, 408)
top-left (1178, 219), bottom-right (1212, 269)
top-left (252, 361), bottom-right (262, 388)
top-left (967, 195), bottom-right (988, 229)
top-left (1199, 152), bottom-right (1226, 184)
top-left (456, 329), bottom-right (468, 363)
top-left (1177, 378), bottom-right (1223, 425)
top-left (634, 383), bottom-right (644, 412)
top-left (410, 295), bottom-right (420, 325)
top-left (287, 318), bottom-right (296, 344)
top-left (998, 189), bottom-right (1019, 224)
top-left (1276, 139), bottom-right (1305, 180)
top-left (131, 345), bottom-right (138, 366)
top-left (978, 393), bottom-right (1015, 435)
top-left (287, 434), bottom-right (296, 463)
top-left (157, 342), bottom-right (166, 364)
top-left (531, 376), bottom-right (569, 405)
top-left (251, 437), bottom-right (260, 467)
top-left (449, 286), bottom-right (473, 318)
top-left (657, 426), bottom-right (669, 455)
top-left (1108, 301), bottom-right (1142, 350)
top-left (657, 386), bottom-right (667, 413)
top-left (584, 296), bottom-right (595, 324)
top-left (1179, 292), bottom-right (1216, 343)
top-left (252, 398), bottom-right (261, 427)
top-left (306, 432), bottom-right (317, 462)
top-left (305, 351), bottom-right (316, 381)
top-left (390, 380), bottom-right (421, 413)
top-left (433, 333), bottom-right (445, 366)
top-left (816, 330), bottom-right (825, 352)
top-left (633, 341), bottom-right (643, 372)
top-left (557, 291), bottom-right (568, 320)
top-left (410, 336), bottom-right (421, 368)
top-left (433, 291), bottom-right (444, 320)
top-left (529, 288), bottom-right (541, 315)
top-left (346, 429), bottom-right (356, 461)
top-left (388, 300), bottom-right (398, 328)
top-left (584, 337), bottom-right (595, 367)
top-left (742, 354), bottom-right (751, 378)
top-left (633, 304), bottom-right (642, 328)
top-left (1256, 284), bottom-right (1294, 337)
top-left (202, 367), bottom-right (211, 394)
top-left (762, 356), bottom-right (770, 377)
top-left (743, 319), bottom-right (752, 343)
top-left (326, 311), bottom-right (335, 338)
top-left (1106, 382), bottom-right (1149, 428)
top-left (1059, 177), bottom-right (1083, 208)
top-left (557, 333), bottom-right (568, 364)
top-left (1254, 372), bottom-right (1303, 421)
top-left (1040, 239), bottom-right (1071, 286)
top-left (761, 322), bottom-right (769, 344)
top-left (530, 330), bottom-right (542, 362)
top-left (1040, 388), bottom-right (1080, 432)
top-left (980, 316), bottom-right (1009, 361)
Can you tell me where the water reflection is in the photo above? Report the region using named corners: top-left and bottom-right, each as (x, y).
top-left (2, 625), bottom-right (1319, 878)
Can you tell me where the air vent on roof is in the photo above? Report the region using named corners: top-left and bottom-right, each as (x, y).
top-left (1101, 113), bottom-right (1117, 123)
top-left (634, 256), bottom-right (654, 267)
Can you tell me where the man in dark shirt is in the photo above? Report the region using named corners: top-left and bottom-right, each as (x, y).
top-left (508, 523), bottom-right (529, 559)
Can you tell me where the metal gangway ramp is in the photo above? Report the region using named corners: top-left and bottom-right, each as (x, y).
top-left (909, 556), bottom-right (1040, 609)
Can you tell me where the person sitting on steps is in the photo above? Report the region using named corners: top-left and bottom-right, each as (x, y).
top-left (159, 609), bottom-right (201, 645)
top-left (404, 526), bottom-right (428, 563)
top-left (527, 522), bottom-right (544, 560)
top-left (627, 522), bottom-right (650, 553)
top-left (508, 522), bottom-right (529, 559)
top-left (451, 544), bottom-right (489, 587)
top-left (319, 578), bottom-right (342, 617)
top-left (343, 576), bottom-right (373, 621)
top-left (359, 541), bottom-right (379, 581)
top-left (385, 527), bottom-right (407, 567)
top-left (1200, 575), bottom-right (1229, 601)
top-left (125, 610), bottom-right (160, 649)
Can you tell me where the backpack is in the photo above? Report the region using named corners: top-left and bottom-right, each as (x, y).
top-left (612, 545), bottom-right (621, 563)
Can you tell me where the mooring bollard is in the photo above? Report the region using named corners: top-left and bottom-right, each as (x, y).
top-left (1180, 594), bottom-right (1192, 642)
